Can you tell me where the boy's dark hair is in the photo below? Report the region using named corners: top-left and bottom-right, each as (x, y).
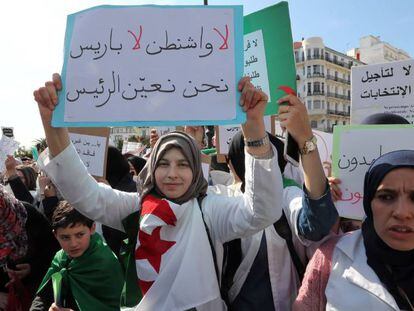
top-left (52, 200), bottom-right (94, 230)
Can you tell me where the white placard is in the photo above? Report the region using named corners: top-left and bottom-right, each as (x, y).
top-left (0, 136), bottom-right (20, 172)
top-left (70, 133), bottom-right (108, 177)
top-left (333, 125), bottom-right (414, 220)
top-left (351, 59), bottom-right (414, 124)
top-left (62, 6), bottom-right (239, 123)
top-left (244, 30), bottom-right (271, 101)
top-left (217, 115), bottom-right (272, 154)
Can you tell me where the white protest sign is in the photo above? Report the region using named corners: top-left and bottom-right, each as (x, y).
top-left (56, 5), bottom-right (243, 126)
top-left (0, 136), bottom-right (20, 172)
top-left (216, 115), bottom-right (272, 154)
top-left (244, 30), bottom-right (271, 101)
top-left (332, 125), bottom-right (414, 220)
top-left (351, 59), bottom-right (414, 124)
top-left (69, 129), bottom-right (109, 178)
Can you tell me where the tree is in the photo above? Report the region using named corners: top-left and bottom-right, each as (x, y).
top-left (33, 138), bottom-right (48, 153)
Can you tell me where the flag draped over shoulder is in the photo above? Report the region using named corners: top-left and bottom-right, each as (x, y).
top-left (130, 194), bottom-right (220, 311)
top-left (37, 233), bottom-right (124, 311)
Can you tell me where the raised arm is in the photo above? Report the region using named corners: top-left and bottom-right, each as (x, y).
top-left (33, 73), bottom-right (70, 157)
top-left (279, 95), bottom-right (338, 241)
top-left (34, 74), bottom-right (138, 230)
top-left (204, 77), bottom-right (283, 242)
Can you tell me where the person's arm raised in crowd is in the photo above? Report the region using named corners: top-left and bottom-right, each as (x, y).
top-left (33, 73), bottom-right (70, 158)
top-left (278, 94), bottom-right (326, 198)
top-left (238, 77), bottom-right (271, 157)
top-left (279, 94), bottom-right (338, 241)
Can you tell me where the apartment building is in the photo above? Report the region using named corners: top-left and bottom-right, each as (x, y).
top-left (347, 35), bottom-right (410, 64)
top-left (294, 37), bottom-right (364, 132)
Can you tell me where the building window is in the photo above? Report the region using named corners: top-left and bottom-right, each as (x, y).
top-left (314, 100), bottom-right (321, 109)
top-left (343, 121), bottom-right (346, 125)
top-left (303, 67), bottom-right (305, 75)
top-left (307, 100), bottom-right (312, 110)
top-left (307, 66), bottom-right (311, 76)
top-left (314, 82), bottom-right (321, 93)
top-left (311, 120), bottom-right (318, 128)
top-left (307, 82), bottom-right (312, 95)
top-left (307, 49), bottom-right (311, 58)
top-left (313, 48), bottom-right (320, 58)
top-left (321, 82), bottom-right (325, 93)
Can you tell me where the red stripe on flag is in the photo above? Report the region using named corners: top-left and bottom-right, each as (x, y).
top-left (141, 194), bottom-right (177, 226)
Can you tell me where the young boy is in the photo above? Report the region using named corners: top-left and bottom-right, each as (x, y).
top-left (30, 201), bottom-right (124, 311)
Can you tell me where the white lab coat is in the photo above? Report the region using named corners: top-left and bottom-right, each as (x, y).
top-left (38, 143), bottom-right (284, 311)
top-left (326, 230), bottom-right (400, 310)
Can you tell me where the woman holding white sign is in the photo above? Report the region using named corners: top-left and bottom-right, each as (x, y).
top-left (295, 150), bottom-right (414, 310)
top-left (33, 74), bottom-right (284, 311)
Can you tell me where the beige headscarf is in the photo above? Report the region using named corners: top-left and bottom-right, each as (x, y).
top-left (137, 131), bottom-right (208, 204)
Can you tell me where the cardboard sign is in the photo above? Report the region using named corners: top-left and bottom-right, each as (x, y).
top-left (244, 2), bottom-right (296, 115)
top-left (351, 59), bottom-right (414, 124)
top-left (332, 125), bottom-right (414, 220)
top-left (54, 5), bottom-right (244, 127)
top-left (68, 128), bottom-right (110, 178)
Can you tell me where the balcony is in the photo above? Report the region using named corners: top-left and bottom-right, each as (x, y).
top-left (326, 74), bottom-right (350, 85)
top-left (307, 72), bottom-right (325, 78)
top-left (327, 109), bottom-right (350, 117)
top-left (326, 92), bottom-right (350, 101)
top-left (325, 56), bottom-right (352, 69)
top-left (306, 54), bottom-right (324, 60)
top-left (307, 90), bottom-right (325, 96)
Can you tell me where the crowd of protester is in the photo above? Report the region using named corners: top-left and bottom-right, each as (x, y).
top-left (0, 73), bottom-right (412, 311)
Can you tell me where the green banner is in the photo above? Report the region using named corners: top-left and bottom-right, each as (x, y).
top-left (244, 2), bottom-right (296, 115)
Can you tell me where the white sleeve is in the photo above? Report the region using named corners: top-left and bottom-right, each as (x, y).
top-left (38, 144), bottom-right (139, 231)
top-left (203, 145), bottom-right (283, 243)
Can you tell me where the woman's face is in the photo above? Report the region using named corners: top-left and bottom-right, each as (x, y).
top-left (371, 168), bottom-right (414, 251)
top-left (155, 147), bottom-right (193, 200)
top-left (129, 161), bottom-right (137, 176)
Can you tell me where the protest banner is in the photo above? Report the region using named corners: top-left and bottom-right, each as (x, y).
top-left (215, 115), bottom-right (272, 155)
top-left (54, 5), bottom-right (244, 127)
top-left (332, 125), bottom-right (414, 220)
top-left (1, 127), bottom-right (14, 138)
top-left (0, 135), bottom-right (20, 172)
top-left (351, 59), bottom-right (414, 124)
top-left (68, 128), bottom-right (110, 178)
top-left (244, 1), bottom-right (296, 115)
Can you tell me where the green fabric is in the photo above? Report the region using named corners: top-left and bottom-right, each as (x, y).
top-left (200, 148), bottom-right (217, 155)
top-left (119, 211), bottom-right (143, 307)
top-left (37, 233), bottom-right (124, 311)
top-left (282, 176), bottom-right (301, 189)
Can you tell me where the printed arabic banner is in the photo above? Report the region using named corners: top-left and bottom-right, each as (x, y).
top-left (351, 59), bottom-right (414, 124)
top-left (332, 125), bottom-right (414, 220)
top-left (244, 1), bottom-right (296, 115)
top-left (53, 5), bottom-right (244, 127)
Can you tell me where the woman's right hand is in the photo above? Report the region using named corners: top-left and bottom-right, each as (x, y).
top-left (5, 155), bottom-right (18, 177)
top-left (33, 73), bottom-right (62, 125)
